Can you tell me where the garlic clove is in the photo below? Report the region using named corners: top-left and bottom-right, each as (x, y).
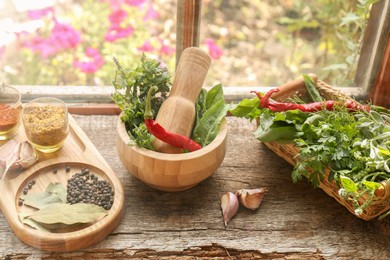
top-left (0, 139), bottom-right (21, 163)
top-left (16, 141), bottom-right (38, 169)
top-left (236, 188), bottom-right (269, 210)
top-left (0, 140), bottom-right (21, 179)
top-left (221, 192), bottom-right (239, 227)
top-left (1, 141), bottom-right (38, 179)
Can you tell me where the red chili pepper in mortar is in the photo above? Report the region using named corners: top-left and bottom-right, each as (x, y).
top-left (144, 86), bottom-right (202, 152)
top-left (252, 88), bottom-right (370, 113)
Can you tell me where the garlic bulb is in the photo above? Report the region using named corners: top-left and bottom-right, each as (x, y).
top-left (221, 192), bottom-right (239, 226)
top-left (236, 188), bottom-right (268, 210)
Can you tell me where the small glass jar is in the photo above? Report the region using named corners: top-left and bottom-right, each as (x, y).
top-left (22, 97), bottom-right (69, 153)
top-left (0, 84), bottom-right (22, 140)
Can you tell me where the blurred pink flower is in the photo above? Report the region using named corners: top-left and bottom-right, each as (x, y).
top-left (22, 37), bottom-right (58, 58)
top-left (85, 47), bottom-right (100, 58)
top-left (73, 47), bottom-right (105, 74)
top-left (22, 19), bottom-right (80, 58)
top-left (109, 9), bottom-right (128, 24)
top-left (159, 41), bottom-right (175, 56)
top-left (104, 24), bottom-right (134, 42)
top-left (124, 0), bottom-right (146, 7)
top-left (52, 19), bottom-right (80, 49)
top-left (138, 41), bottom-right (153, 52)
top-left (27, 7), bottom-right (54, 19)
top-left (143, 6), bottom-right (158, 20)
top-left (204, 38), bottom-right (223, 60)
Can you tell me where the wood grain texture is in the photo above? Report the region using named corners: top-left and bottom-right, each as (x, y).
top-left (175, 0), bottom-right (202, 66)
top-left (370, 34), bottom-right (390, 108)
top-left (0, 115), bottom-right (389, 259)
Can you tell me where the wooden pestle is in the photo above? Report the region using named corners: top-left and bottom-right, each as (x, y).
top-left (153, 47), bottom-right (211, 153)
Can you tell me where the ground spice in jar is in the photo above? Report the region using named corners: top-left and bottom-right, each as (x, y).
top-left (23, 105), bottom-right (68, 147)
top-left (0, 103), bottom-right (21, 132)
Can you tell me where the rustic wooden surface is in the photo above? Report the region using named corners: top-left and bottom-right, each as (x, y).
top-left (0, 115), bottom-right (389, 259)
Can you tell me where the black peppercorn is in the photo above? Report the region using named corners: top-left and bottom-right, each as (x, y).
top-left (66, 168), bottom-right (114, 210)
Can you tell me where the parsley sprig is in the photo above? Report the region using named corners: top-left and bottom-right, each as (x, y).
top-left (293, 106), bottom-right (390, 217)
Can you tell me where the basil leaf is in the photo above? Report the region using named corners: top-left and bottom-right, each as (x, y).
top-left (340, 176), bottom-right (357, 193)
top-left (229, 97), bottom-right (260, 118)
top-left (192, 84), bottom-right (228, 146)
top-left (195, 88), bottom-right (207, 123)
top-left (254, 125), bottom-right (297, 143)
top-left (362, 180), bottom-right (382, 191)
top-left (205, 83), bottom-right (223, 109)
top-left (192, 99), bottom-right (229, 146)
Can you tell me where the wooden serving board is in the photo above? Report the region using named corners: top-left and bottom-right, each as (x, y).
top-left (0, 115), bottom-right (125, 252)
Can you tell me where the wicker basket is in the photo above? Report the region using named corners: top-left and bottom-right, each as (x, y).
top-left (263, 77), bottom-right (390, 221)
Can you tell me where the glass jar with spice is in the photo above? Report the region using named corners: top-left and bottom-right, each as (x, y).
top-left (0, 84), bottom-right (22, 140)
top-left (22, 97), bottom-right (69, 153)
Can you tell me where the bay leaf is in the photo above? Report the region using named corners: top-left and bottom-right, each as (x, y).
top-left (21, 182), bottom-right (67, 209)
top-left (27, 203), bottom-right (107, 225)
top-left (45, 182), bottom-right (67, 203)
top-left (22, 191), bottom-right (63, 209)
top-left (19, 212), bottom-right (50, 232)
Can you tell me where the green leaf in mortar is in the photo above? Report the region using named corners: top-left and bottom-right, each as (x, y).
top-left (27, 203), bottom-right (107, 225)
top-left (205, 83), bottom-right (224, 110)
top-left (195, 88), bottom-right (207, 123)
top-left (192, 99), bottom-right (229, 146)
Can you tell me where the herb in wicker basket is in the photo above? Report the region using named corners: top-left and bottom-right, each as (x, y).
top-left (230, 75), bottom-right (390, 220)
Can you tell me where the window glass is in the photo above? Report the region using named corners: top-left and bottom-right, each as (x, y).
top-left (0, 0), bottom-right (378, 89)
top-left (0, 0), bottom-right (177, 86)
top-left (201, 0), bottom-right (375, 88)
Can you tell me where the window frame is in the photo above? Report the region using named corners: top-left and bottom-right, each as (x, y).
top-left (13, 0), bottom-right (390, 110)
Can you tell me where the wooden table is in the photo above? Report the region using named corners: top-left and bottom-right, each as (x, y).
top-left (1, 115), bottom-right (389, 259)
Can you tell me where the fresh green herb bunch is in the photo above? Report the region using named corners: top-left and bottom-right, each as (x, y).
top-left (293, 106), bottom-right (390, 216)
top-left (229, 86), bottom-right (390, 218)
top-left (112, 55), bottom-right (171, 150)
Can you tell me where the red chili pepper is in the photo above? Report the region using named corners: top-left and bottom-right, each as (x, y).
top-left (252, 88), bottom-right (370, 113)
top-left (144, 86), bottom-right (202, 152)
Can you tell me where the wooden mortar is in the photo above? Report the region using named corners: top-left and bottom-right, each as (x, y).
top-left (153, 47), bottom-right (211, 153)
